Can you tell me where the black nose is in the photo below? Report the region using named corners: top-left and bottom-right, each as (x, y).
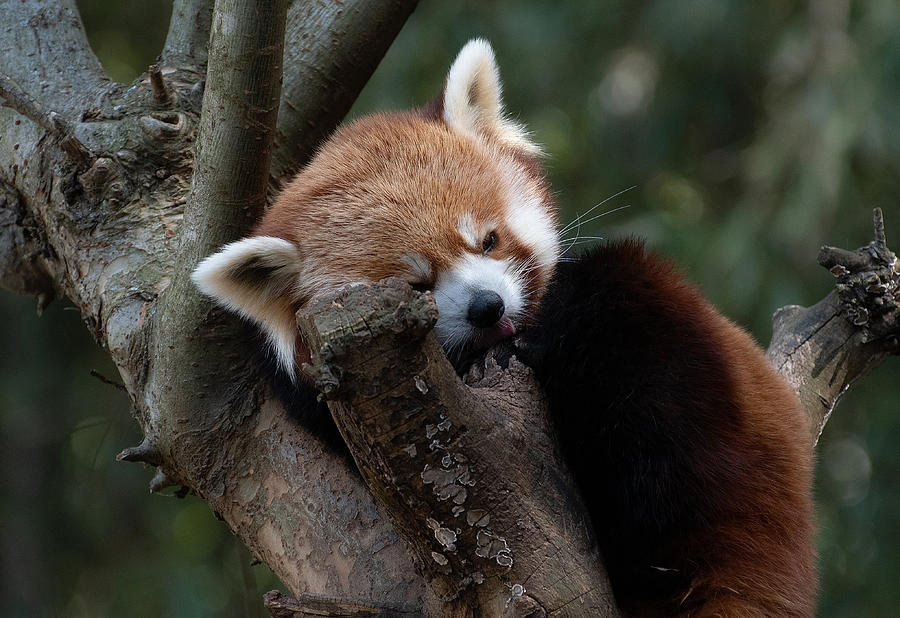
top-left (467, 290), bottom-right (505, 328)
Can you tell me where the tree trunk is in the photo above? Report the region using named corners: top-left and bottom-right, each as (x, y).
top-left (1, 2), bottom-right (897, 616)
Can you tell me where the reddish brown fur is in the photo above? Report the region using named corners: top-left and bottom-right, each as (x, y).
top-left (255, 111), bottom-right (555, 307)
top-left (673, 305), bottom-right (816, 616)
top-left (523, 241), bottom-right (816, 616)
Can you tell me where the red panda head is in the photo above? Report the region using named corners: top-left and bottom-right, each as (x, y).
top-left (192, 39), bottom-right (560, 380)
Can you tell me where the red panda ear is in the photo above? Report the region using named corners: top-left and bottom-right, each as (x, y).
top-left (443, 39), bottom-right (541, 155)
top-left (191, 236), bottom-right (301, 380)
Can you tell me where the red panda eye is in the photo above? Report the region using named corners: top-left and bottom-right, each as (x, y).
top-left (482, 231), bottom-right (497, 254)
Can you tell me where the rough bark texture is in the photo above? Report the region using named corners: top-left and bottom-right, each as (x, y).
top-left (1, 1), bottom-right (897, 616)
top-left (0, 0), bottom-right (431, 612)
top-left (296, 280), bottom-right (616, 616)
top-left (766, 209), bottom-right (900, 443)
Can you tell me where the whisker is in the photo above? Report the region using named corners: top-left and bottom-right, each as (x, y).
top-left (558, 235), bottom-right (606, 244)
top-left (560, 204), bottom-right (630, 255)
top-left (563, 204), bottom-right (631, 235)
top-left (562, 238), bottom-right (607, 246)
top-left (559, 186), bottom-right (636, 235)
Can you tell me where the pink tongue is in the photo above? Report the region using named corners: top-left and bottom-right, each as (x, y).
top-left (495, 317), bottom-right (516, 337)
top-left (475, 317), bottom-right (516, 349)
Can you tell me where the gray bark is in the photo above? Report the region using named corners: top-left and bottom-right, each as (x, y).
top-left (0, 1), bottom-right (896, 616)
top-left (766, 209), bottom-right (899, 444)
top-left (162, 0), bottom-right (213, 70)
top-left (0, 0), bottom-right (430, 612)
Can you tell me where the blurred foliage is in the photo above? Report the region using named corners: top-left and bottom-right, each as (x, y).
top-left (0, 0), bottom-right (897, 616)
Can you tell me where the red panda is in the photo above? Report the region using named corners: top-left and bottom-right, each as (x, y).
top-left (193, 40), bottom-right (816, 616)
top-left (192, 39), bottom-right (558, 382)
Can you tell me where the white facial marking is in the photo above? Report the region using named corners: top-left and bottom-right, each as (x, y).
top-left (400, 252), bottom-right (433, 283)
top-left (456, 213), bottom-right (479, 250)
top-left (432, 254), bottom-right (526, 353)
top-left (497, 158), bottom-right (560, 270)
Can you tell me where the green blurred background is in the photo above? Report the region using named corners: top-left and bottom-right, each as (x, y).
top-left (2, 0), bottom-right (898, 615)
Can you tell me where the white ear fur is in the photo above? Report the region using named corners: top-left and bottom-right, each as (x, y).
top-left (191, 236), bottom-right (301, 380)
top-left (443, 39), bottom-right (541, 155)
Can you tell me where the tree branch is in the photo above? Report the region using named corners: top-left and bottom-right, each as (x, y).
top-left (0, 73), bottom-right (94, 169)
top-left (0, 0), bottom-right (108, 112)
top-left (162, 0), bottom-right (214, 72)
top-left (148, 64), bottom-right (175, 107)
top-left (767, 208), bottom-right (899, 443)
top-left (271, 0), bottom-right (419, 183)
top-left (298, 279), bottom-right (619, 617)
top-left (134, 0), bottom-right (432, 608)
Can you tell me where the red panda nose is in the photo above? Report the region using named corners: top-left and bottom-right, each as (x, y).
top-left (467, 290), bottom-right (505, 328)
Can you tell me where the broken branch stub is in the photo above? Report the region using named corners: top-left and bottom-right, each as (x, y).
top-left (296, 279), bottom-right (618, 617)
top-left (767, 208), bottom-right (900, 443)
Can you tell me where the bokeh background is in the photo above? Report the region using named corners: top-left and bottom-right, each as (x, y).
top-left (2, 0), bottom-right (898, 615)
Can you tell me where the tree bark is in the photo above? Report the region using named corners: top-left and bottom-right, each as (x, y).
top-left (1, 0), bottom-right (431, 612)
top-left (0, 1), bottom-right (897, 616)
top-left (766, 209), bottom-right (900, 444)
top-left (296, 279), bottom-right (617, 616)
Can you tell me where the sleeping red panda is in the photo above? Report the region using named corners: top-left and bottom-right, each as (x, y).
top-left (192, 39), bottom-right (816, 616)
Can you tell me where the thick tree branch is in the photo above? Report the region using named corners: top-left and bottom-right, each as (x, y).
top-left (133, 0), bottom-right (431, 608)
top-left (767, 209), bottom-right (899, 443)
top-left (271, 0), bottom-right (420, 182)
top-left (298, 279), bottom-right (619, 617)
top-left (162, 0), bottom-right (214, 71)
top-left (0, 0), bottom-right (109, 112)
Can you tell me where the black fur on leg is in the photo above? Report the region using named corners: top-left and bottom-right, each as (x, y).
top-left (516, 240), bottom-right (739, 612)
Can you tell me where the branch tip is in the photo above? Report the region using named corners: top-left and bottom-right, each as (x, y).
top-left (116, 437), bottom-right (162, 466)
top-left (149, 64), bottom-right (174, 106)
top-left (817, 245), bottom-right (868, 274)
top-left (90, 368), bottom-right (128, 392)
top-left (873, 207), bottom-right (886, 247)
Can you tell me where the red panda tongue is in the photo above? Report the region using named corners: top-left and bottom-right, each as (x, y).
top-left (475, 317), bottom-right (516, 349)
